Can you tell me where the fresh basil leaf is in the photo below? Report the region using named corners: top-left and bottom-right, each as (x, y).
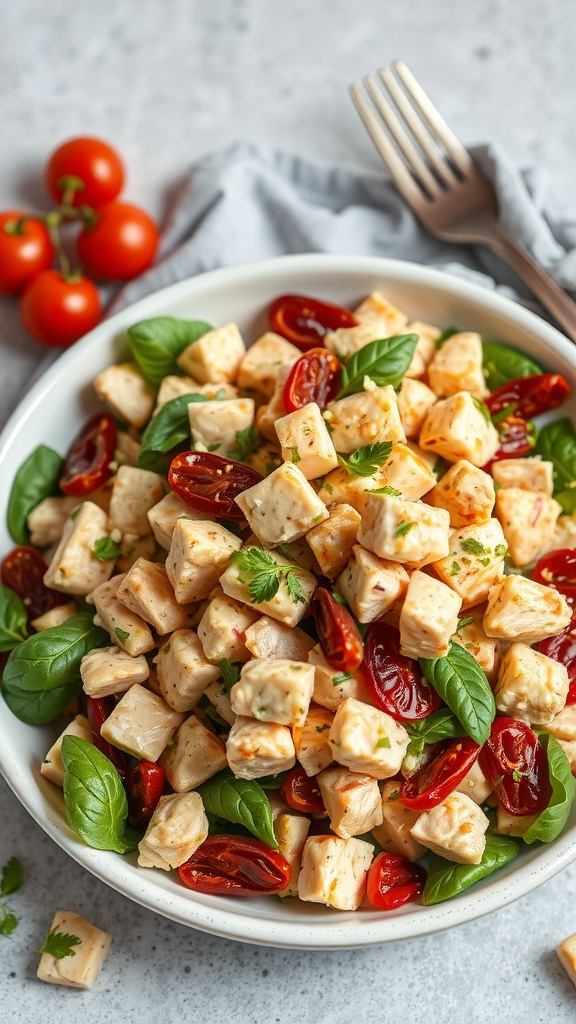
top-left (227, 426), bottom-right (260, 462)
top-left (435, 326), bottom-right (459, 348)
top-left (92, 537), bottom-right (123, 561)
top-left (128, 317), bottom-right (213, 388)
top-left (422, 833), bottom-right (520, 905)
top-left (336, 334), bottom-right (419, 399)
top-left (257, 771), bottom-right (290, 791)
top-left (7, 445), bottom-right (64, 545)
top-left (0, 584), bottom-right (28, 652)
top-left (405, 708), bottom-right (466, 758)
top-left (1, 612), bottom-right (108, 724)
top-left (197, 769), bottom-right (279, 848)
top-left (419, 641), bottom-right (495, 745)
top-left (138, 392), bottom-right (208, 471)
top-left (534, 418), bottom-right (576, 511)
top-left (337, 441), bottom-right (393, 478)
top-left (61, 736), bottom-right (138, 854)
top-left (522, 732), bottom-right (576, 844)
top-left (482, 341), bottom-right (543, 392)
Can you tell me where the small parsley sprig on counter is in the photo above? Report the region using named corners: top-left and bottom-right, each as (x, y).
top-left (231, 548), bottom-right (307, 604)
top-left (39, 929), bottom-right (82, 960)
top-left (337, 442), bottom-right (393, 478)
top-left (0, 904), bottom-right (19, 937)
top-left (0, 856), bottom-right (23, 938)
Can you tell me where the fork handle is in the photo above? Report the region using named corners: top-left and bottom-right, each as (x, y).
top-left (490, 227), bottom-right (576, 342)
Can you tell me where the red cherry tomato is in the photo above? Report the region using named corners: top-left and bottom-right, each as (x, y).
top-left (311, 588), bottom-right (364, 673)
top-left (538, 624), bottom-right (576, 704)
top-left (366, 852), bottom-right (427, 910)
top-left (485, 373), bottom-right (570, 419)
top-left (364, 622), bottom-right (442, 721)
top-left (282, 347), bottom-right (342, 412)
top-left (85, 696), bottom-right (128, 781)
top-left (281, 766), bottom-right (325, 813)
top-left (19, 270), bottom-right (101, 348)
top-left (479, 717), bottom-right (552, 816)
top-left (532, 548), bottom-right (576, 610)
top-left (179, 835), bottom-right (292, 896)
top-left (268, 294), bottom-right (357, 351)
top-left (0, 211), bottom-right (54, 294)
top-left (45, 137), bottom-right (124, 208)
top-left (126, 761), bottom-right (166, 828)
top-left (59, 412), bottom-right (117, 496)
top-left (483, 414), bottom-right (536, 470)
top-left (401, 737), bottom-right (481, 811)
top-left (168, 451), bottom-right (263, 521)
top-left (77, 201), bottom-right (159, 281)
top-left (0, 546), bottom-right (66, 620)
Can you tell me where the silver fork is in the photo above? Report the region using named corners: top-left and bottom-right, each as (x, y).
top-left (350, 61), bottom-right (576, 342)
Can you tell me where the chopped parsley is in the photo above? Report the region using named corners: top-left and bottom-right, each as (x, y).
top-left (114, 627), bottom-right (131, 643)
top-left (92, 536), bottom-right (123, 561)
top-left (218, 658), bottom-right (242, 692)
top-left (395, 521), bottom-right (415, 538)
top-left (337, 442), bottom-right (393, 478)
top-left (376, 736), bottom-right (391, 749)
top-left (512, 768), bottom-right (524, 783)
top-left (494, 544), bottom-right (509, 558)
top-left (38, 929), bottom-right (82, 960)
top-left (448, 561), bottom-right (460, 576)
top-left (323, 482), bottom-right (334, 495)
top-left (289, 446), bottom-right (301, 464)
top-left (460, 538), bottom-right (487, 557)
top-left (457, 616), bottom-right (475, 631)
top-left (227, 426), bottom-right (260, 462)
top-left (472, 396), bottom-right (491, 422)
top-left (368, 485), bottom-right (402, 496)
top-left (332, 671), bottom-right (353, 686)
top-left (231, 547), bottom-right (307, 604)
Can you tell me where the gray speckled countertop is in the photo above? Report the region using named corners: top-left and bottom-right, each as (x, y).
top-left (2, 1), bottom-right (576, 1019)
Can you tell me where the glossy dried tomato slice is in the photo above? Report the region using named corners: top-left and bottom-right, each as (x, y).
top-left (311, 588), bottom-right (364, 673)
top-left (282, 347), bottom-right (342, 412)
top-left (59, 411), bottom-right (117, 496)
top-left (485, 373), bottom-right (570, 419)
top-left (400, 737), bottom-right (481, 811)
top-left (281, 766), bottom-right (325, 814)
top-left (532, 548), bottom-right (576, 610)
top-left (179, 835), bottom-right (292, 896)
top-left (483, 414), bottom-right (536, 470)
top-left (1, 545), bottom-right (66, 619)
top-left (364, 622), bottom-right (442, 721)
top-left (126, 761), bottom-right (166, 828)
top-left (537, 623), bottom-right (576, 704)
top-left (366, 852), bottom-right (427, 910)
top-left (86, 695), bottom-right (128, 781)
top-left (168, 451), bottom-right (263, 521)
top-left (479, 717), bottom-right (552, 816)
top-left (268, 294), bottom-right (357, 351)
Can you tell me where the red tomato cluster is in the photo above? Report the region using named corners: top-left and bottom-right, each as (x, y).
top-left (0, 137), bottom-right (159, 348)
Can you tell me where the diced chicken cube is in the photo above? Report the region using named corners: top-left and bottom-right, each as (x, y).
top-left (154, 375), bottom-right (237, 413)
top-left (32, 601), bottom-right (77, 632)
top-left (410, 791), bottom-right (489, 864)
top-left (40, 714), bottom-right (92, 787)
top-left (491, 457), bottom-right (554, 495)
top-left (275, 402), bottom-right (338, 480)
top-left (245, 440), bottom-right (283, 478)
top-left (100, 684), bottom-right (184, 761)
top-left (88, 574), bottom-right (155, 656)
top-left (378, 442), bottom-right (437, 500)
top-left (80, 646), bottom-right (149, 698)
top-left (226, 717), bottom-right (296, 779)
top-left (297, 835), bottom-right (374, 910)
top-left (114, 430), bottom-right (141, 468)
top-left (495, 487), bottom-right (561, 567)
top-left (557, 934), bottom-right (576, 989)
top-left (419, 391), bottom-right (499, 466)
top-left (255, 364), bottom-right (290, 443)
top-left (308, 644), bottom-right (371, 711)
top-left (425, 460), bottom-right (495, 527)
top-left (544, 703), bottom-right (576, 742)
top-left (188, 397), bottom-right (255, 457)
top-left (317, 466), bottom-right (383, 514)
top-left (230, 658), bottom-right (314, 727)
top-left (137, 792), bottom-right (208, 870)
top-left (37, 911), bottom-right (111, 989)
top-left (244, 615), bottom-right (314, 661)
top-left (237, 332), bottom-right (300, 396)
top-left (329, 696), bottom-right (409, 779)
top-left (235, 462), bottom-right (328, 546)
top-left (553, 515), bottom-right (576, 552)
top-left (160, 713), bottom-right (228, 790)
top-left (28, 495), bottom-right (79, 547)
top-left (108, 466), bottom-right (166, 539)
top-left (274, 813), bottom-right (310, 897)
top-left (177, 323), bottom-right (245, 383)
top-left (292, 704), bottom-right (334, 776)
top-left (371, 781), bottom-right (427, 861)
top-left (154, 629), bottom-right (220, 712)
top-left (317, 767), bottom-right (383, 838)
top-left (558, 739), bottom-right (576, 775)
top-left (43, 502), bottom-right (114, 596)
top-left (118, 559), bottom-right (196, 634)
top-left (306, 503), bottom-right (361, 579)
top-left (336, 544), bottom-right (409, 623)
top-left (166, 518), bottom-right (242, 603)
top-left (358, 493), bottom-right (450, 568)
top-left (197, 590), bottom-right (258, 663)
top-left (427, 332), bottom-right (488, 399)
top-left (494, 642), bottom-right (569, 725)
top-left (404, 321), bottom-right (440, 378)
top-left (495, 805), bottom-right (538, 837)
top-left (147, 491), bottom-right (210, 550)
top-left (94, 362), bottom-right (155, 428)
top-left (396, 377), bottom-right (437, 439)
top-left (324, 293), bottom-right (408, 360)
top-left (204, 680), bottom-right (236, 727)
top-left (355, 291), bottom-right (408, 329)
top-left (483, 575), bottom-right (572, 644)
top-left (456, 760), bottom-right (493, 804)
top-left (432, 518), bottom-right (507, 607)
top-left (452, 605), bottom-right (500, 683)
top-left (220, 549), bottom-right (317, 628)
top-left (400, 570), bottom-right (462, 659)
top-left (326, 386), bottom-right (406, 454)
top-left (115, 533), bottom-right (158, 574)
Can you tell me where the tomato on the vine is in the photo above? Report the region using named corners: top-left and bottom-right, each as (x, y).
top-left (45, 137), bottom-right (124, 208)
top-left (479, 717), bottom-right (552, 816)
top-left (268, 294), bottom-right (357, 351)
top-left (1, 546), bottom-right (66, 620)
top-left (364, 622), bottom-right (442, 721)
top-left (281, 766), bottom-right (325, 814)
top-left (77, 201), bottom-right (159, 281)
top-left (366, 852), bottom-right (427, 910)
top-left (19, 270), bottom-right (101, 348)
top-left (0, 211), bottom-right (54, 294)
top-left (179, 835), bottom-right (292, 896)
top-left (59, 412), bottom-right (117, 496)
top-left (282, 347), bottom-right (342, 412)
top-left (400, 737), bottom-right (481, 810)
top-left (168, 451), bottom-right (263, 520)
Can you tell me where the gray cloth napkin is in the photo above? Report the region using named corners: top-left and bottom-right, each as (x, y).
top-left (109, 139), bottom-right (576, 320)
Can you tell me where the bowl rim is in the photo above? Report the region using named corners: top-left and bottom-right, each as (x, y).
top-left (1, 251), bottom-right (576, 949)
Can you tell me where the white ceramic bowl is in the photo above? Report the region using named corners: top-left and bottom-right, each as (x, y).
top-left (1, 254), bottom-right (576, 949)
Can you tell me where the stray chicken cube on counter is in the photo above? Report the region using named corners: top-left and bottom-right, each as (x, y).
top-left (188, 397), bottom-right (255, 456)
top-left (108, 465), bottom-right (166, 538)
top-left (88, 574), bottom-right (155, 656)
top-left (556, 934), bottom-right (576, 989)
top-left (427, 332), bottom-right (488, 399)
top-left (137, 792), bottom-right (208, 870)
top-left (494, 643), bottom-right (569, 725)
top-left (491, 457), bottom-right (554, 495)
top-left (147, 491), bottom-right (209, 550)
top-left (308, 645), bottom-right (371, 711)
top-left (27, 495), bottom-right (80, 547)
top-left (292, 704), bottom-right (334, 776)
top-left (118, 559), bottom-right (196, 634)
top-left (297, 835), bottom-right (374, 911)
top-left (244, 615), bottom-right (315, 661)
top-left (396, 377), bottom-right (437, 439)
top-left (176, 322), bottom-right (246, 383)
top-left (274, 813), bottom-right (311, 897)
top-left (197, 590), bottom-right (258, 663)
top-left (275, 401), bottom-right (338, 480)
top-left (100, 684), bottom-right (184, 761)
top-left (336, 544), bottom-right (409, 623)
top-left (425, 459), bottom-right (495, 527)
top-left (432, 518), bottom-right (507, 607)
top-left (160, 714), bottom-right (228, 790)
top-left (166, 518), bottom-right (242, 603)
top-left (40, 714), bottom-right (92, 788)
top-left (235, 462), bottom-right (328, 546)
top-left (80, 645), bottom-right (149, 698)
top-left (317, 767), bottom-right (383, 838)
top-left (371, 781), bottom-right (427, 861)
top-left (483, 575), bottom-right (572, 644)
top-left (44, 502), bottom-right (115, 596)
top-left (410, 791), bottom-right (489, 864)
top-left (419, 391), bottom-right (499, 467)
top-left (237, 331), bottom-right (300, 396)
top-left (226, 717), bottom-right (296, 779)
top-left (329, 696), bottom-right (409, 779)
top-left (495, 488), bottom-right (561, 567)
top-left (37, 910), bottom-right (111, 990)
top-left (358, 493), bottom-right (450, 568)
top-left (400, 570), bottom-right (462, 660)
top-left (326, 386), bottom-right (406, 454)
top-left (306, 502), bottom-right (361, 579)
top-left (93, 362), bottom-right (155, 428)
top-left (230, 658), bottom-right (315, 727)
